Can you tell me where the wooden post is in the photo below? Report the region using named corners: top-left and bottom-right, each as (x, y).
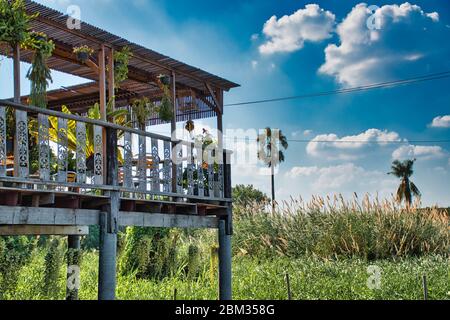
top-left (216, 89), bottom-right (225, 199)
top-left (223, 150), bottom-right (233, 234)
top-left (171, 72), bottom-right (178, 193)
top-left (285, 273), bottom-right (292, 300)
top-left (422, 274), bottom-right (428, 300)
top-left (98, 127), bottom-right (119, 300)
top-left (13, 44), bottom-right (21, 178)
top-left (218, 219), bottom-right (232, 300)
top-left (105, 127), bottom-right (119, 233)
top-left (99, 45), bottom-right (107, 121)
top-left (99, 45), bottom-right (107, 183)
top-left (107, 47), bottom-right (115, 117)
top-left (66, 235), bottom-right (81, 300)
top-left (216, 88), bottom-right (224, 170)
top-left (13, 44), bottom-right (21, 103)
top-left (216, 89), bottom-right (224, 149)
top-left (271, 164), bottom-right (276, 214)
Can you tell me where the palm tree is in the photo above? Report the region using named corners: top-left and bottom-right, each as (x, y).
top-left (388, 159), bottom-right (421, 209)
top-left (257, 128), bottom-right (288, 212)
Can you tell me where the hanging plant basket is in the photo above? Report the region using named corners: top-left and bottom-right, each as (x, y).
top-left (33, 34), bottom-right (47, 42)
top-left (73, 45), bottom-right (94, 64)
top-left (158, 74), bottom-right (171, 86)
top-left (25, 32), bottom-right (55, 109)
top-left (185, 119), bottom-right (195, 133)
top-left (76, 51), bottom-right (89, 63)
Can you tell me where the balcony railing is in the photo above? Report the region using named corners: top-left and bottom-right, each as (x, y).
top-left (0, 100), bottom-right (231, 203)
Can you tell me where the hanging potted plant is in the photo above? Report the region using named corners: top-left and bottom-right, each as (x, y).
top-left (131, 97), bottom-right (157, 130)
top-left (185, 119), bottom-right (195, 133)
top-left (156, 77), bottom-right (174, 122)
top-left (114, 46), bottom-right (133, 89)
top-left (0, 0), bottom-right (36, 48)
top-left (157, 74), bottom-right (171, 86)
top-left (25, 32), bottom-right (55, 108)
top-left (73, 45), bottom-right (94, 64)
top-left (158, 92), bottom-right (173, 122)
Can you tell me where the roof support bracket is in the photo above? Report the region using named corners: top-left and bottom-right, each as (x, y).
top-left (205, 83), bottom-right (222, 114)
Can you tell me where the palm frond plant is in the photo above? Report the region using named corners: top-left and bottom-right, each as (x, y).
top-left (83, 102), bottom-right (128, 167)
top-left (29, 100), bottom-right (129, 172)
top-left (257, 128), bottom-right (288, 212)
top-left (388, 159), bottom-right (421, 210)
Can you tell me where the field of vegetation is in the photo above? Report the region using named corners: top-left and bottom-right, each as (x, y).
top-left (0, 192), bottom-right (449, 300)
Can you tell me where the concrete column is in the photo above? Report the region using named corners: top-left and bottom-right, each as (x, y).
top-left (98, 212), bottom-right (117, 300)
top-left (218, 219), bottom-right (232, 300)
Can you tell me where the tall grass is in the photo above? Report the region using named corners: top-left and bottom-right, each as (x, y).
top-left (1, 194), bottom-right (449, 300)
top-left (7, 251), bottom-right (450, 300)
top-left (234, 195), bottom-right (449, 260)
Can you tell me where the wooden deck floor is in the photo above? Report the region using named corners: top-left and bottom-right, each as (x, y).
top-left (0, 186), bottom-right (228, 217)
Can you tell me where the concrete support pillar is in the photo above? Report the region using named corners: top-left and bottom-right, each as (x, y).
top-left (66, 235), bottom-right (81, 300)
top-left (218, 219), bottom-right (232, 300)
top-left (98, 212), bottom-right (117, 300)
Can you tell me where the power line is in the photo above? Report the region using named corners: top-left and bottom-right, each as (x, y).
top-left (224, 71), bottom-right (450, 107)
top-left (147, 130), bottom-right (450, 145)
top-left (224, 137), bottom-right (450, 144)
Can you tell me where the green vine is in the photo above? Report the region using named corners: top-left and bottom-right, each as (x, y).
top-left (114, 46), bottom-right (132, 89)
top-left (0, 0), bottom-right (37, 47)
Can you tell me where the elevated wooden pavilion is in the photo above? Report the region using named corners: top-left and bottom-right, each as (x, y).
top-left (0, 0), bottom-right (238, 300)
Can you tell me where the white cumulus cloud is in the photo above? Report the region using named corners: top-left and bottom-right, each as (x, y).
top-left (392, 145), bottom-right (446, 160)
top-left (319, 3), bottom-right (446, 86)
top-left (430, 115), bottom-right (450, 128)
top-left (287, 163), bottom-right (396, 194)
top-left (306, 129), bottom-right (402, 160)
top-left (259, 4), bottom-right (335, 55)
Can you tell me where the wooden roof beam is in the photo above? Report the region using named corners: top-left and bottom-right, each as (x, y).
top-left (31, 14), bottom-right (227, 90)
top-left (205, 83), bottom-right (222, 114)
top-left (53, 46), bottom-right (99, 75)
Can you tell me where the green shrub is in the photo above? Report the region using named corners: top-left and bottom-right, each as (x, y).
top-left (0, 236), bottom-right (33, 298)
top-left (119, 227), bottom-right (178, 280)
top-left (43, 238), bottom-right (63, 299)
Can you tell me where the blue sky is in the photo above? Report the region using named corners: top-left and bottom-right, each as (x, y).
top-left (1, 0), bottom-right (449, 206)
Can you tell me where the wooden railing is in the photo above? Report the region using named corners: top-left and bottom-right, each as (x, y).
top-left (0, 100), bottom-right (230, 202)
